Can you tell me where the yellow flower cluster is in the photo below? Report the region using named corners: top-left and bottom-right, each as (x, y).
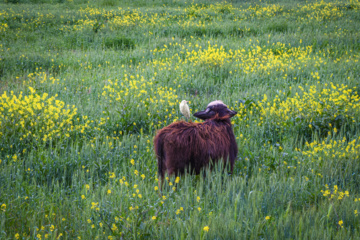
top-left (299, 0), bottom-right (345, 22)
top-left (91, 202), bottom-right (99, 211)
top-left (3, 0), bottom-right (359, 37)
top-left (0, 22), bottom-right (8, 33)
top-left (101, 74), bottom-right (179, 130)
top-left (32, 222), bottom-right (61, 240)
top-left (60, 7), bottom-right (145, 32)
top-left (321, 185), bottom-right (349, 200)
top-left (0, 87), bottom-right (91, 149)
top-left (183, 1), bottom-right (283, 21)
top-left (185, 2), bottom-right (235, 17)
top-left (153, 42), bottom-right (318, 75)
top-left (0, 9), bottom-right (57, 32)
top-left (78, 6), bottom-right (109, 16)
top-left (338, 220), bottom-right (344, 228)
top-left (107, 9), bottom-right (144, 30)
top-left (208, 2), bottom-right (234, 14)
top-left (0, 9), bottom-right (8, 18)
top-left (175, 207), bottom-right (184, 215)
top-left (187, 44), bottom-right (231, 67)
top-left (235, 83), bottom-right (360, 133)
top-left (67, 7), bottom-right (144, 31)
top-left (247, 4), bottom-right (283, 18)
top-left (72, 18), bottom-right (103, 32)
top-left (302, 137), bottom-right (360, 161)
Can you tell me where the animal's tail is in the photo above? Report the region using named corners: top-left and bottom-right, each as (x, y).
top-left (154, 135), bottom-right (163, 178)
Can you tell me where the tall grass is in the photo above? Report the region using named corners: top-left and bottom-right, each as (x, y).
top-left (1, 0), bottom-right (360, 239)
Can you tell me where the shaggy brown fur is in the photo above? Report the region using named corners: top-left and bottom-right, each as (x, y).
top-left (154, 101), bottom-right (238, 186)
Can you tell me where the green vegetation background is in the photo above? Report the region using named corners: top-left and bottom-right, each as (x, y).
top-left (1, 0), bottom-right (360, 239)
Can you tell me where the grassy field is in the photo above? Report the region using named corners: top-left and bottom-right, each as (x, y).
top-left (1, 0), bottom-right (360, 239)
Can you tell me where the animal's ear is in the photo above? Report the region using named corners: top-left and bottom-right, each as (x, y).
top-left (193, 108), bottom-right (215, 120)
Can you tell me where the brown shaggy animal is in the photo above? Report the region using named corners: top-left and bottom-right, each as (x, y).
top-left (154, 100), bottom-right (238, 188)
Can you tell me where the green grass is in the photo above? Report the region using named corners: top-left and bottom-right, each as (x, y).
top-left (1, 0), bottom-right (360, 239)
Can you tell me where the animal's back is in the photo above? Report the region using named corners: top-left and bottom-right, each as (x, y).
top-left (155, 121), bottom-right (233, 175)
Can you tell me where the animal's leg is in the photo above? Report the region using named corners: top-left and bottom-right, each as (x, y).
top-left (167, 168), bottom-right (175, 176)
top-left (158, 178), bottom-right (163, 197)
top-left (158, 167), bottom-right (165, 196)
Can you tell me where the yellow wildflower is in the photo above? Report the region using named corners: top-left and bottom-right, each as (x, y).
top-left (338, 220), bottom-right (343, 228)
top-left (175, 177), bottom-right (180, 183)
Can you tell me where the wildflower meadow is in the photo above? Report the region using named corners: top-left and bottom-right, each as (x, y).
top-left (1, 0), bottom-right (360, 239)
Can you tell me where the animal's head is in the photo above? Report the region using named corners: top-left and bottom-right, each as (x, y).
top-left (193, 100), bottom-right (237, 120)
top-left (180, 100), bottom-right (188, 105)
